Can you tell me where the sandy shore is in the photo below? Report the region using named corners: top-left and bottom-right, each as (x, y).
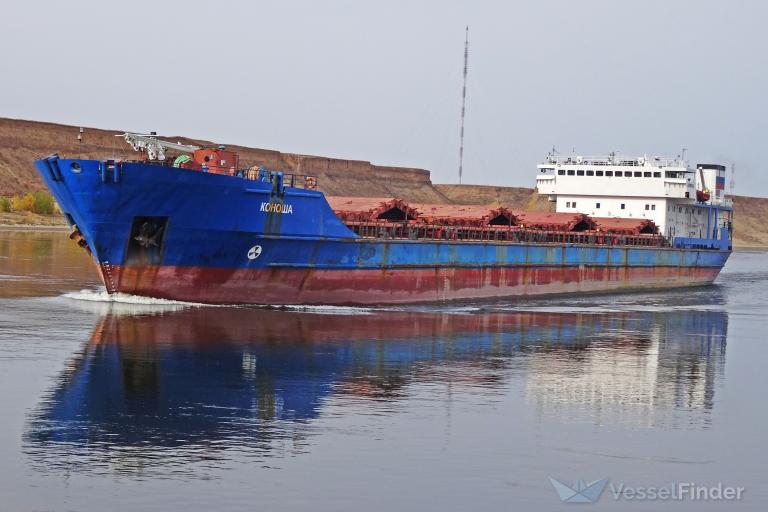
top-left (0, 210), bottom-right (67, 230)
top-left (0, 224), bottom-right (69, 231)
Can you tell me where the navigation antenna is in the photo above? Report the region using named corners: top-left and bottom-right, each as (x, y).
top-left (458, 26), bottom-right (469, 184)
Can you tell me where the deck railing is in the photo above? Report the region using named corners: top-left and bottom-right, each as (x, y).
top-left (344, 221), bottom-right (669, 247)
top-left (542, 155), bottom-right (684, 168)
top-left (139, 160), bottom-right (320, 190)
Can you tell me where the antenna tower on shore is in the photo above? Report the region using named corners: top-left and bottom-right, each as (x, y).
top-left (730, 163), bottom-right (736, 194)
top-left (458, 26), bottom-right (469, 184)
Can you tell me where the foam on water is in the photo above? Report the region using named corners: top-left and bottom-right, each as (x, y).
top-left (274, 304), bottom-right (374, 315)
top-left (58, 288), bottom-right (210, 316)
top-left (64, 289), bottom-right (206, 306)
top-left (61, 289), bottom-right (374, 315)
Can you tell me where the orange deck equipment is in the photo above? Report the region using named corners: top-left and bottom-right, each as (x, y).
top-left (327, 197), bottom-right (420, 223)
top-left (593, 217), bottom-right (659, 235)
top-left (411, 204), bottom-right (519, 227)
top-left (516, 211), bottom-right (597, 232)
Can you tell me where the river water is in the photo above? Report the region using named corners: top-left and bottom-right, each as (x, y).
top-left (0, 230), bottom-right (765, 511)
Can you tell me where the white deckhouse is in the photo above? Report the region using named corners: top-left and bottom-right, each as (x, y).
top-left (535, 154), bottom-right (732, 248)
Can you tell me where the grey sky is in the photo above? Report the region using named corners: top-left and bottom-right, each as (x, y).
top-left (3, 0), bottom-right (767, 195)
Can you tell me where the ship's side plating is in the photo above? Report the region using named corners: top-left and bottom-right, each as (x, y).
top-left (35, 156), bottom-right (730, 305)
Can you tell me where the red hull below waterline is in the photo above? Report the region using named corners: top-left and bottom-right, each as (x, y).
top-left (103, 264), bottom-right (723, 305)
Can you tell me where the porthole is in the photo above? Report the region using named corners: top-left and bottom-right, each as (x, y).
top-left (70, 162), bottom-right (82, 173)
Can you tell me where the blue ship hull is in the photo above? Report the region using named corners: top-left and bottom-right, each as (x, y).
top-left (34, 156), bottom-right (731, 305)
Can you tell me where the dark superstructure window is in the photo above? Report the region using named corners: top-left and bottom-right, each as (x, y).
top-left (558, 169), bottom-right (565, 175)
top-left (621, 204), bottom-right (626, 209)
top-left (653, 171), bottom-right (661, 178)
top-left (577, 170), bottom-right (585, 176)
top-left (615, 171), bottom-right (622, 177)
top-left (567, 170), bottom-right (575, 176)
top-left (596, 202), bottom-right (601, 209)
top-left (586, 170), bottom-right (594, 176)
top-left (644, 171), bottom-right (652, 177)
top-left (634, 171), bottom-right (642, 177)
top-left (596, 170), bottom-right (604, 176)
top-left (606, 171), bottom-right (613, 177)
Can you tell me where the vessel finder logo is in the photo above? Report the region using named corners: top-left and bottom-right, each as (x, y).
top-left (549, 477), bottom-right (609, 503)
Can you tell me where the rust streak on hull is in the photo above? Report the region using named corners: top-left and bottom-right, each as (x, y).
top-left (110, 264), bottom-right (723, 305)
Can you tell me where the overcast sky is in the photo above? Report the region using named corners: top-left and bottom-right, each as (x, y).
top-left (3, 0), bottom-right (767, 195)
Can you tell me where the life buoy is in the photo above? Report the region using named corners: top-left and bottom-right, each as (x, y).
top-left (305, 176), bottom-right (318, 189)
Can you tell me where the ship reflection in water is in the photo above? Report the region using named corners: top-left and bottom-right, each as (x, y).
top-left (24, 305), bottom-right (727, 476)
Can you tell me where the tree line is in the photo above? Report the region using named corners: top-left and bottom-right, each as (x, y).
top-left (0, 191), bottom-right (57, 215)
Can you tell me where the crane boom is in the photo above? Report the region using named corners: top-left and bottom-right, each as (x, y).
top-left (118, 132), bottom-right (201, 161)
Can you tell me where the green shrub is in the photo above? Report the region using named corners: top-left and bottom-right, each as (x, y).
top-left (33, 191), bottom-right (55, 215)
top-left (2, 191), bottom-right (57, 215)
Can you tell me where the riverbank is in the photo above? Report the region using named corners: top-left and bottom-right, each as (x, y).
top-left (2, 117), bottom-right (767, 248)
top-left (0, 211), bottom-right (67, 229)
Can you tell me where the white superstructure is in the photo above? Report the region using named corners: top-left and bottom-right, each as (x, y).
top-left (535, 154), bottom-right (732, 242)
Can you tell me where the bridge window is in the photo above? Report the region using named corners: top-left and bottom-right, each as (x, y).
top-left (596, 170), bottom-right (604, 176)
top-left (644, 171), bottom-right (652, 177)
top-left (606, 171), bottom-right (613, 177)
top-left (586, 170), bottom-right (594, 176)
top-left (558, 169), bottom-right (565, 175)
top-left (634, 171), bottom-right (642, 177)
top-left (653, 171), bottom-right (661, 178)
top-left (567, 170), bottom-right (575, 176)
top-left (615, 171), bottom-right (622, 177)
top-left (577, 170), bottom-right (585, 176)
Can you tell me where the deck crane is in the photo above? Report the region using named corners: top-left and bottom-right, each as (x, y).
top-left (118, 132), bottom-right (201, 161)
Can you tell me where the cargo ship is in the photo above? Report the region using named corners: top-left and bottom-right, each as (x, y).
top-left (34, 134), bottom-right (732, 305)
